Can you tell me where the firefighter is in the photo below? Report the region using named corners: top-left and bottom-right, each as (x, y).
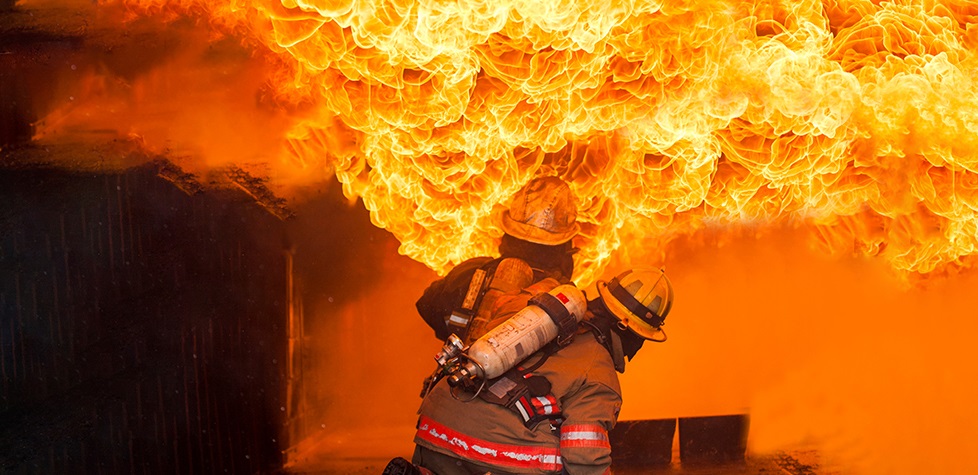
top-left (385, 267), bottom-right (675, 475)
top-left (415, 175), bottom-right (580, 344)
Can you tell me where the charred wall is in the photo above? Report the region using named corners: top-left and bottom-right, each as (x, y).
top-left (0, 163), bottom-right (290, 473)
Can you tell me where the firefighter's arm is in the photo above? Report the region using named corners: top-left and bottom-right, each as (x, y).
top-left (415, 278), bottom-right (455, 341)
top-left (558, 380), bottom-right (621, 475)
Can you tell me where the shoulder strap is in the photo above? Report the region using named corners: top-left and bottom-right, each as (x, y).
top-left (528, 292), bottom-right (578, 347)
top-left (416, 256), bottom-right (494, 340)
top-left (519, 341), bottom-right (558, 374)
top-left (446, 258), bottom-right (502, 339)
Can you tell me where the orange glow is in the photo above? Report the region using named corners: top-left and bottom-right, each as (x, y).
top-left (70, 0), bottom-right (978, 286)
top-left (619, 226), bottom-right (978, 473)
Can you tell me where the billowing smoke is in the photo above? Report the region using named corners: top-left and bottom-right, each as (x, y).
top-left (619, 226), bottom-right (978, 474)
top-left (11, 0), bottom-right (306, 187)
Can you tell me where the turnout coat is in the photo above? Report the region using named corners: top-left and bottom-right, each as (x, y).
top-left (413, 278), bottom-right (621, 475)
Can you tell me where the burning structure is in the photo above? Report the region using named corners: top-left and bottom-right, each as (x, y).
top-left (3, 0), bottom-right (978, 473)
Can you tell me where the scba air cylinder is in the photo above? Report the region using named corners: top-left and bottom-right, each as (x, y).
top-left (464, 284), bottom-right (586, 381)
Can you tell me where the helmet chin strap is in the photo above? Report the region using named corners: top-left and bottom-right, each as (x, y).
top-left (584, 304), bottom-right (642, 373)
top-left (609, 329), bottom-right (626, 373)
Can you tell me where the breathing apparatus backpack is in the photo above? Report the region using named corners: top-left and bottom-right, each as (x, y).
top-left (422, 281), bottom-right (586, 430)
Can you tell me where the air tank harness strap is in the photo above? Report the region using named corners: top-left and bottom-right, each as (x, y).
top-left (447, 259), bottom-right (499, 339)
top-left (528, 291), bottom-right (578, 347)
top-left (478, 345), bottom-right (564, 432)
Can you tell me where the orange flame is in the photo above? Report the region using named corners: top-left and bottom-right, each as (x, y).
top-left (92, 0), bottom-right (978, 284)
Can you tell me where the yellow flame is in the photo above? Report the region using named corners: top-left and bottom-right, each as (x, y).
top-left (99, 0), bottom-right (978, 284)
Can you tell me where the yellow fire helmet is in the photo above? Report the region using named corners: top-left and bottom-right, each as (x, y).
top-left (596, 268), bottom-right (674, 341)
top-left (500, 176), bottom-right (579, 245)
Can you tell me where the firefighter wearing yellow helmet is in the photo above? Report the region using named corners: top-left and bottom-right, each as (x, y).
top-left (587, 267), bottom-right (675, 373)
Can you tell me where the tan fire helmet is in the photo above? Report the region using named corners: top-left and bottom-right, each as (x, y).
top-left (596, 268), bottom-right (674, 341)
top-left (500, 176), bottom-right (580, 245)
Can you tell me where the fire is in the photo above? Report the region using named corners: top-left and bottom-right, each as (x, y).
top-left (87, 0), bottom-right (978, 284)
